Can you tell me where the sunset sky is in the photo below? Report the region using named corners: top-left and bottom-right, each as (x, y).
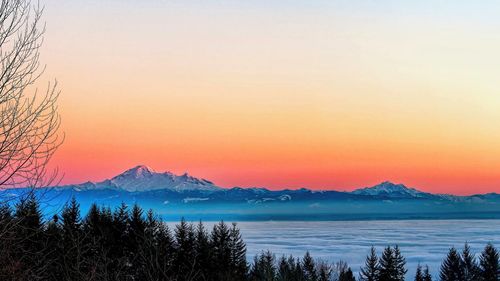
top-left (40, 0), bottom-right (500, 195)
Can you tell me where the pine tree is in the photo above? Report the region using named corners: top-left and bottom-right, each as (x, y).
top-left (211, 220), bottom-right (232, 280)
top-left (378, 246), bottom-right (396, 281)
top-left (462, 243), bottom-right (479, 281)
top-left (61, 196), bottom-right (84, 280)
top-left (112, 202), bottom-right (129, 261)
top-left (174, 218), bottom-right (196, 280)
top-left (129, 204), bottom-right (148, 279)
top-left (13, 193), bottom-right (45, 280)
top-left (44, 215), bottom-right (64, 280)
top-left (415, 264), bottom-right (424, 281)
top-left (394, 245), bottom-right (408, 280)
top-left (230, 222), bottom-right (248, 280)
top-left (295, 258), bottom-right (306, 281)
top-left (360, 246), bottom-right (379, 281)
top-left (439, 247), bottom-right (464, 281)
top-left (303, 251), bottom-right (318, 281)
top-left (423, 265), bottom-right (432, 281)
top-left (317, 261), bottom-right (332, 281)
top-left (156, 220), bottom-right (175, 278)
top-left (277, 255), bottom-right (292, 281)
top-left (139, 209), bottom-right (161, 281)
top-left (84, 203), bottom-right (101, 235)
top-left (479, 243), bottom-right (499, 281)
top-left (250, 251), bottom-right (277, 281)
top-left (62, 197), bottom-right (82, 234)
top-left (339, 267), bottom-right (356, 281)
top-left (195, 220), bottom-right (212, 280)
top-left (129, 204), bottom-right (146, 242)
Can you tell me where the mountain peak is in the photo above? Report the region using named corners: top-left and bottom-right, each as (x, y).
top-left (117, 165), bottom-right (155, 179)
top-left (375, 181), bottom-right (408, 190)
top-left (352, 181), bottom-right (432, 198)
top-left (69, 165), bottom-right (222, 192)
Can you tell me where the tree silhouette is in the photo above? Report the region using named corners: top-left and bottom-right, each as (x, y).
top-left (378, 246), bottom-right (396, 281)
top-left (0, 0), bottom-right (62, 192)
top-left (422, 265), bottom-right (432, 281)
top-left (360, 246), bottom-right (379, 281)
top-left (479, 243), bottom-right (499, 281)
top-left (303, 251), bottom-right (318, 281)
top-left (461, 243), bottom-right (479, 281)
top-left (230, 222), bottom-right (248, 280)
top-left (439, 247), bottom-right (464, 281)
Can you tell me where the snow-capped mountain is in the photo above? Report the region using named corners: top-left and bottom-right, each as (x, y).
top-left (6, 167), bottom-right (500, 220)
top-left (62, 165), bottom-right (221, 192)
top-left (52, 166), bottom-right (499, 205)
top-left (352, 181), bottom-right (434, 199)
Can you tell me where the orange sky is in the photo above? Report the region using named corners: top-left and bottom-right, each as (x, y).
top-left (39, 1), bottom-right (500, 195)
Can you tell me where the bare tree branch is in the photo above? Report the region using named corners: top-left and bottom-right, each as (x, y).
top-left (0, 0), bottom-right (62, 194)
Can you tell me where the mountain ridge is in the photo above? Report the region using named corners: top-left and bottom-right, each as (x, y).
top-left (58, 165), bottom-right (220, 193)
top-left (54, 165), bottom-right (498, 199)
top-left (2, 165), bottom-right (499, 221)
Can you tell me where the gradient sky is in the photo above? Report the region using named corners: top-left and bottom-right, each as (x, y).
top-left (39, 0), bottom-right (500, 195)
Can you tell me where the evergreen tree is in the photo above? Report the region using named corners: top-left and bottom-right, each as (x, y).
top-left (83, 203), bottom-right (103, 269)
top-left (378, 246), bottom-right (396, 281)
top-left (45, 215), bottom-right (64, 280)
top-left (129, 204), bottom-right (147, 279)
top-left (62, 197), bottom-right (82, 234)
top-left (394, 245), bottom-right (408, 280)
top-left (13, 194), bottom-right (45, 279)
top-left (415, 264), bottom-right (424, 281)
top-left (277, 255), bottom-right (292, 281)
top-left (479, 243), bottom-right (499, 281)
top-left (295, 259), bottom-right (306, 281)
top-left (230, 222), bottom-right (248, 280)
top-left (423, 265), bottom-right (432, 281)
top-left (462, 243), bottom-right (479, 281)
top-left (156, 220), bottom-right (175, 278)
top-left (250, 251), bottom-right (277, 281)
top-left (317, 261), bottom-right (332, 281)
top-left (360, 246), bottom-right (379, 281)
top-left (60, 196), bottom-right (84, 281)
top-left (211, 220), bottom-right (232, 280)
top-left (129, 204), bottom-right (146, 244)
top-left (339, 267), bottom-right (356, 281)
top-left (112, 202), bottom-right (130, 264)
top-left (439, 247), bottom-right (464, 281)
top-left (303, 251), bottom-right (318, 281)
top-left (140, 209), bottom-right (161, 281)
top-left (195, 220), bottom-right (212, 280)
top-left (174, 218), bottom-right (196, 280)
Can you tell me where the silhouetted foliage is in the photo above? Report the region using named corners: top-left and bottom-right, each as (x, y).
top-left (303, 251), bottom-right (318, 281)
top-left (1, 196), bottom-right (499, 281)
top-left (479, 243), bottom-right (499, 281)
top-left (339, 267), bottom-right (356, 281)
top-left (360, 246), bottom-right (379, 281)
top-left (440, 247), bottom-right (464, 281)
top-left (415, 264), bottom-right (423, 281)
top-left (422, 265), bottom-right (432, 281)
top-left (461, 243), bottom-right (479, 281)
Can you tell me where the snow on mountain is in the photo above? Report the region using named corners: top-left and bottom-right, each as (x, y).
top-left (65, 165), bottom-right (221, 192)
top-left (352, 181), bottom-right (434, 199)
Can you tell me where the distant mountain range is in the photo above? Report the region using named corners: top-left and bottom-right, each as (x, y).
top-left (2, 165), bottom-right (499, 221)
top-left (55, 165), bottom-right (497, 201)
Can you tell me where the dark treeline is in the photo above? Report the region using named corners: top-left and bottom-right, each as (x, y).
top-left (0, 195), bottom-right (499, 281)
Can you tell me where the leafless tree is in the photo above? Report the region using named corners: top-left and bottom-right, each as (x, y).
top-left (0, 0), bottom-right (62, 194)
